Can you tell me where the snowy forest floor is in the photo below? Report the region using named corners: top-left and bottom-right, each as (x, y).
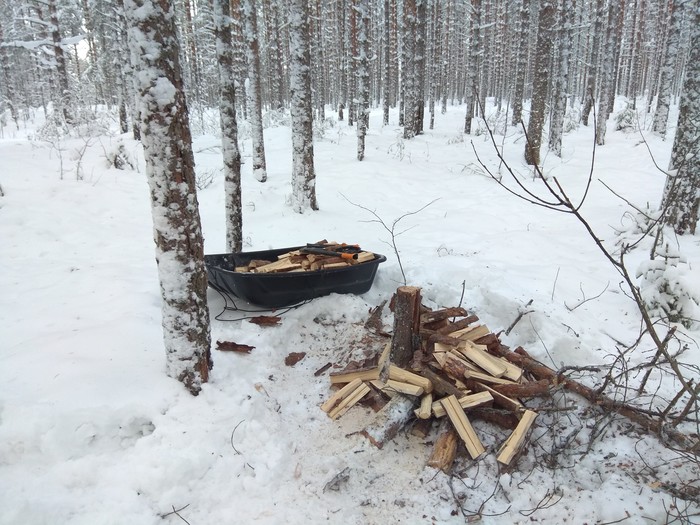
top-left (1, 100), bottom-right (699, 524)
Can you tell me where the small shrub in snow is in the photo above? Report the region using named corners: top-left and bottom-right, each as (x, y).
top-left (195, 168), bottom-right (217, 190)
top-left (637, 244), bottom-right (699, 328)
top-left (263, 108), bottom-right (291, 128)
top-left (563, 106), bottom-right (580, 133)
top-left (446, 133), bottom-right (464, 145)
top-left (105, 141), bottom-right (136, 171)
top-left (312, 116), bottom-right (337, 140)
top-left (615, 103), bottom-right (638, 133)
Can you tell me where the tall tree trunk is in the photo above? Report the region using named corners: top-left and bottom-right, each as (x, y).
top-left (549, 0), bottom-right (573, 157)
top-left (47, 0), bottom-right (72, 123)
top-left (403, 0), bottom-right (418, 138)
top-left (414, 0), bottom-right (427, 134)
top-left (581, 0), bottom-right (605, 126)
top-left (652, 0), bottom-right (683, 137)
top-left (661, 9), bottom-right (700, 235)
top-left (125, 0), bottom-right (212, 395)
top-left (289, 0), bottom-right (319, 212)
top-left (348, 0), bottom-right (357, 126)
top-left (243, 0), bottom-right (268, 182)
top-left (524, 0), bottom-right (555, 166)
top-left (214, 0), bottom-right (243, 252)
top-left (357, 0), bottom-right (370, 160)
top-left (464, 0), bottom-right (481, 134)
top-left (382, 0), bottom-right (391, 125)
top-left (595, 0), bottom-right (621, 146)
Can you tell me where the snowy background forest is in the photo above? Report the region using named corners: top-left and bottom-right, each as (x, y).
top-left (1, 0), bottom-right (700, 523)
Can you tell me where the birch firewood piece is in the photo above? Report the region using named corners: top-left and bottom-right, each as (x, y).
top-left (361, 395), bottom-right (416, 449)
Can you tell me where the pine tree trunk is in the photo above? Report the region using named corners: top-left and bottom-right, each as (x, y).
top-left (348, 0), bottom-right (357, 127)
top-left (403, 0), bottom-right (417, 138)
top-left (548, 0), bottom-right (572, 157)
top-left (661, 10), bottom-right (700, 235)
top-left (214, 0), bottom-right (243, 253)
top-left (357, 0), bottom-right (370, 160)
top-left (125, 0), bottom-right (212, 395)
top-left (464, 0), bottom-right (481, 134)
top-left (382, 0), bottom-right (391, 125)
top-left (289, 0), bottom-right (319, 212)
top-left (243, 0), bottom-right (268, 182)
top-left (653, 0), bottom-right (682, 137)
top-left (581, 0), bottom-right (605, 126)
top-left (524, 0), bottom-right (555, 166)
top-left (48, 0), bottom-right (73, 123)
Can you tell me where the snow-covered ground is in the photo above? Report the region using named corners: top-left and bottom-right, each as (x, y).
top-left (1, 102), bottom-right (698, 524)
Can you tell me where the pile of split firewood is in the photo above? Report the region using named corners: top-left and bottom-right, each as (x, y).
top-left (320, 286), bottom-right (541, 470)
top-left (234, 241), bottom-right (376, 273)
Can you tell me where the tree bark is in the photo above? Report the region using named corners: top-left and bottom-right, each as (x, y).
top-left (661, 8), bottom-right (700, 235)
top-left (524, 0), bottom-right (555, 166)
top-left (125, 0), bottom-right (212, 395)
top-left (214, 0), bottom-right (243, 252)
top-left (289, 0), bottom-right (319, 212)
top-left (243, 0), bottom-right (268, 182)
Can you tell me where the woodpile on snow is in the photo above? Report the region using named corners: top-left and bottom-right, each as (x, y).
top-left (320, 286), bottom-right (541, 470)
top-left (233, 241), bottom-right (376, 273)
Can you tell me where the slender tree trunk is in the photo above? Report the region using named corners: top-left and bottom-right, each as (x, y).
top-left (47, 0), bottom-right (72, 123)
top-left (382, 0), bottom-right (391, 125)
top-left (524, 0), bottom-right (555, 166)
top-left (243, 0), bottom-right (268, 182)
top-left (214, 0), bottom-right (243, 252)
top-left (595, 0), bottom-right (619, 146)
top-left (403, 0), bottom-right (418, 138)
top-left (581, 0), bottom-right (605, 126)
top-left (289, 0), bottom-right (319, 212)
top-left (549, 0), bottom-right (572, 157)
top-left (653, 0), bottom-right (683, 136)
top-left (464, 0), bottom-right (481, 134)
top-left (348, 0), bottom-right (357, 127)
top-left (357, 0), bottom-right (370, 160)
top-left (125, 0), bottom-right (212, 395)
top-left (661, 9), bottom-right (700, 235)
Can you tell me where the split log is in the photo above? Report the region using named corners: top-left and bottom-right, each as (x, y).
top-left (497, 410), bottom-right (538, 466)
top-left (329, 383), bottom-right (371, 420)
top-left (321, 378), bottom-right (363, 413)
top-left (431, 391), bottom-right (493, 418)
top-left (421, 368), bottom-right (464, 397)
top-left (361, 395), bottom-right (416, 449)
top-left (490, 344), bottom-right (692, 449)
top-left (389, 365), bottom-right (433, 393)
top-left (420, 307), bottom-right (469, 325)
top-left (390, 286), bottom-right (422, 369)
top-left (441, 395), bottom-right (486, 459)
top-left (436, 315), bottom-right (480, 335)
top-left (427, 426), bottom-right (459, 472)
top-left (464, 381), bottom-right (524, 413)
top-left (415, 393), bottom-right (433, 419)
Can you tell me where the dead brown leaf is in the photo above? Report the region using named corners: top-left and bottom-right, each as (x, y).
top-left (248, 315), bottom-right (282, 326)
top-left (216, 341), bottom-right (254, 353)
top-left (285, 352), bottom-right (307, 366)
